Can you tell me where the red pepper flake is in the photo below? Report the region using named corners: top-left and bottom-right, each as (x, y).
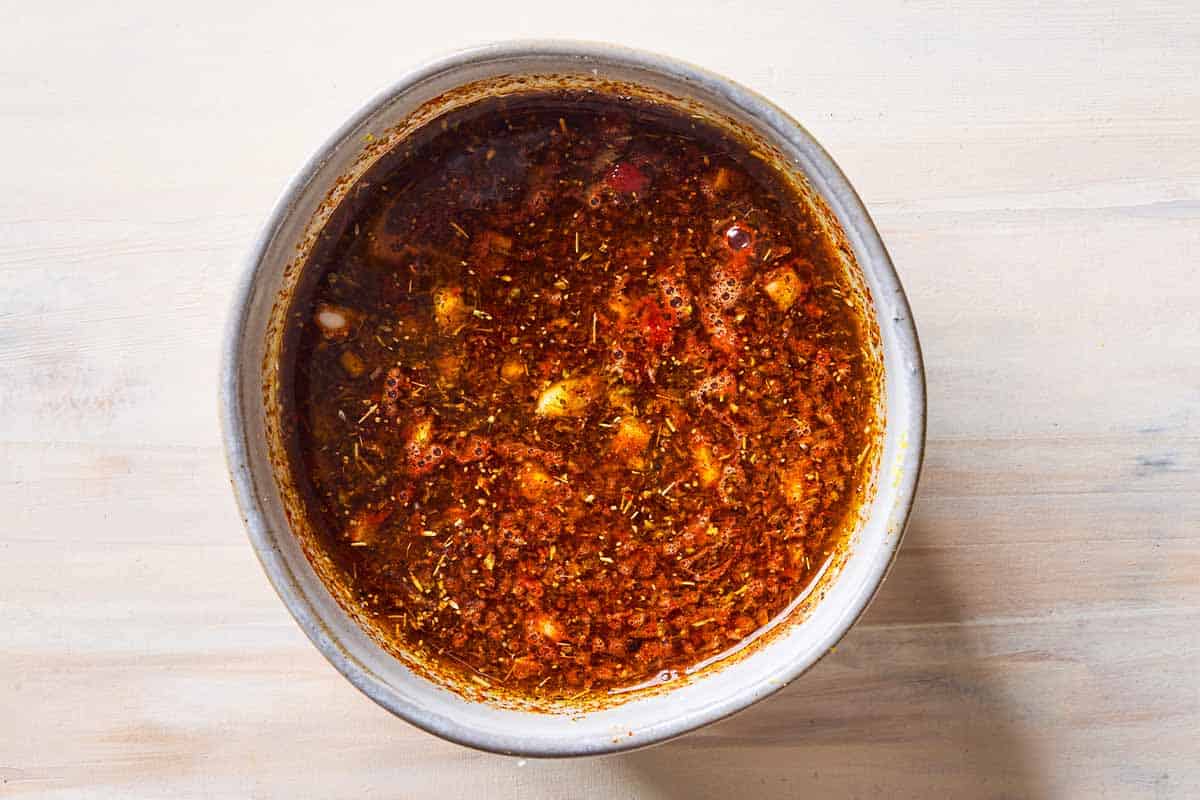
top-left (605, 161), bottom-right (649, 195)
top-left (637, 297), bottom-right (677, 351)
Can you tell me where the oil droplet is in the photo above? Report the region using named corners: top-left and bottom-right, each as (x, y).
top-left (725, 224), bottom-right (751, 250)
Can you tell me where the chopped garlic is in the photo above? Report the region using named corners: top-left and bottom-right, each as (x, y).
top-left (762, 266), bottom-right (805, 311)
top-left (432, 286), bottom-right (471, 331)
top-left (535, 376), bottom-right (599, 418)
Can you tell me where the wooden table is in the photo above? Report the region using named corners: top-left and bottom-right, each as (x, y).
top-left (3, 2), bottom-right (1197, 797)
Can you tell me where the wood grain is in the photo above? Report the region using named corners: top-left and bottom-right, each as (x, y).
top-left (2, 1), bottom-right (1197, 797)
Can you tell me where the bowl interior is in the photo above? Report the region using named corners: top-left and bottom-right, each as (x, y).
top-left (222, 41), bottom-right (924, 756)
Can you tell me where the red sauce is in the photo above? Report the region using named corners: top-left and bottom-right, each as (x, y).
top-left (284, 91), bottom-right (878, 699)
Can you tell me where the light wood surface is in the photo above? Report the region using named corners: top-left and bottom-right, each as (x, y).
top-left (3, 2), bottom-right (1197, 797)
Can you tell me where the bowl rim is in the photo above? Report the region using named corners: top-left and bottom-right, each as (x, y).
top-left (220, 38), bottom-right (926, 757)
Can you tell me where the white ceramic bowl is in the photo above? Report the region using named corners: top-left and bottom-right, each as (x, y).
top-left (220, 40), bottom-right (925, 756)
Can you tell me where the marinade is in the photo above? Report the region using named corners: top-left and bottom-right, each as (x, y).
top-left (286, 91), bottom-right (877, 698)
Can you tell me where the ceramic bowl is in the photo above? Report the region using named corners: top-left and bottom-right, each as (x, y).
top-left (220, 40), bottom-right (925, 757)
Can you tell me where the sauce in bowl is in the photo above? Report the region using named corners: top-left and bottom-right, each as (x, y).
top-left (284, 90), bottom-right (879, 700)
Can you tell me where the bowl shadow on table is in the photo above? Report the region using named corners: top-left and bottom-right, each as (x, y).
top-left (617, 507), bottom-right (1041, 799)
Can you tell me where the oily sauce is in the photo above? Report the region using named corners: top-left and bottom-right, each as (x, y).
top-left (285, 91), bottom-right (878, 699)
